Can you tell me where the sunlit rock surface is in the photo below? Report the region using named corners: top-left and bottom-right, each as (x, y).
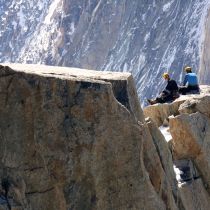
top-left (143, 85), bottom-right (210, 126)
top-left (179, 95), bottom-right (210, 117)
top-left (199, 8), bottom-right (210, 84)
top-left (144, 88), bottom-right (210, 210)
top-left (1, 63), bottom-right (210, 210)
top-left (144, 99), bottom-right (185, 127)
top-left (170, 93), bottom-right (210, 193)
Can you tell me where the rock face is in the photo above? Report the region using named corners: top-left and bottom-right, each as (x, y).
top-left (143, 85), bottom-right (210, 127)
top-left (199, 7), bottom-right (210, 84)
top-left (145, 118), bottom-right (178, 209)
top-left (169, 94), bottom-right (210, 193)
top-left (1, 63), bottom-right (210, 210)
top-left (144, 87), bottom-right (210, 210)
top-left (0, 64), bottom-right (182, 210)
top-left (143, 98), bottom-right (185, 127)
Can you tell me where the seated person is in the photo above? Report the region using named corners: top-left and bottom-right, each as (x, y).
top-left (147, 73), bottom-right (179, 105)
top-left (179, 66), bottom-right (200, 94)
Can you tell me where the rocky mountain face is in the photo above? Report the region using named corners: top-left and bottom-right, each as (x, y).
top-left (144, 86), bottom-right (210, 210)
top-left (0, 0), bottom-right (210, 104)
top-left (0, 63), bottom-right (210, 210)
top-left (199, 7), bottom-right (210, 85)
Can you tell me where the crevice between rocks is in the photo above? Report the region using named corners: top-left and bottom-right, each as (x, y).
top-left (26, 187), bottom-right (54, 196)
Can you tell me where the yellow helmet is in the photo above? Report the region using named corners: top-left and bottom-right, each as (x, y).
top-left (184, 66), bottom-right (192, 73)
top-left (162, 72), bottom-right (170, 79)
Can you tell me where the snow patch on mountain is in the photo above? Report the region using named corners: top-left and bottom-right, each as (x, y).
top-left (163, 2), bottom-right (173, 12)
top-left (44, 0), bottom-right (61, 24)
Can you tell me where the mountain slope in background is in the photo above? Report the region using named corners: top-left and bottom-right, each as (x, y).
top-left (0, 0), bottom-right (210, 105)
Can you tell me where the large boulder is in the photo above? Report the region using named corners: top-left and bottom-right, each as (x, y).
top-left (179, 95), bottom-right (210, 117)
top-left (6, 63), bottom-right (145, 123)
top-left (169, 112), bottom-right (210, 194)
top-left (0, 64), bottom-right (178, 210)
top-left (169, 113), bottom-right (209, 159)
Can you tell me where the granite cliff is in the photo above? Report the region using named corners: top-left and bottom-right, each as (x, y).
top-left (0, 64), bottom-right (209, 210)
top-left (144, 87), bottom-right (210, 210)
top-left (0, 64), bottom-right (177, 210)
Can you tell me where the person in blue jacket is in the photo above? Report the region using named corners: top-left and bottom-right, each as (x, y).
top-left (179, 66), bottom-right (200, 94)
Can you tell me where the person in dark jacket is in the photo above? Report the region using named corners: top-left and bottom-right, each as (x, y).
top-left (147, 73), bottom-right (179, 105)
top-left (179, 66), bottom-right (200, 94)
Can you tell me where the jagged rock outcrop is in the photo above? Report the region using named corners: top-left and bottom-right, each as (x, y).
top-left (2, 63), bottom-right (210, 210)
top-left (179, 95), bottom-right (210, 117)
top-left (143, 98), bottom-right (186, 127)
top-left (143, 85), bottom-right (210, 127)
top-left (144, 87), bottom-right (210, 210)
top-left (170, 112), bottom-right (210, 196)
top-left (169, 93), bottom-right (210, 193)
top-left (0, 64), bottom-right (182, 210)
